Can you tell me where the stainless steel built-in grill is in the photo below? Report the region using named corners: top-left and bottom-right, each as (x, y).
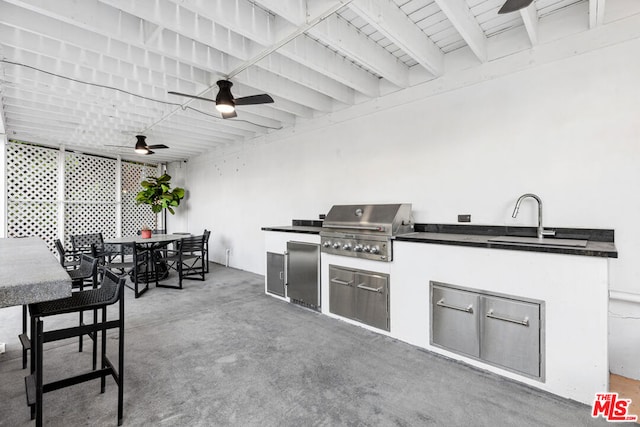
top-left (320, 204), bottom-right (413, 261)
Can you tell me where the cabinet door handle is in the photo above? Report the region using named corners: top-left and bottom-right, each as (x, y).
top-left (436, 299), bottom-right (474, 313)
top-left (486, 309), bottom-right (529, 326)
top-left (357, 284), bottom-right (383, 293)
top-left (331, 278), bottom-right (353, 286)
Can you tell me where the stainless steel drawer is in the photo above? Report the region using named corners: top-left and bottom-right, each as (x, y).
top-left (266, 252), bottom-right (285, 297)
top-left (481, 296), bottom-right (540, 377)
top-left (431, 284), bottom-right (480, 358)
top-left (329, 266), bottom-right (356, 319)
top-left (355, 272), bottom-right (389, 331)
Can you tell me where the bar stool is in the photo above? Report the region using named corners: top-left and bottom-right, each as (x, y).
top-left (20, 254), bottom-right (98, 369)
top-left (26, 268), bottom-right (125, 426)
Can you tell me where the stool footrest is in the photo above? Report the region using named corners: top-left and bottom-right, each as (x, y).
top-left (19, 333), bottom-right (31, 350)
top-left (25, 374), bottom-right (35, 406)
top-left (25, 364), bottom-right (115, 406)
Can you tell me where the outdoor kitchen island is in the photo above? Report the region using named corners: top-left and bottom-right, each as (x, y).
top-left (263, 222), bottom-right (616, 406)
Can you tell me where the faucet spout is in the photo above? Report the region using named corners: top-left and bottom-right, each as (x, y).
top-left (512, 193), bottom-right (544, 239)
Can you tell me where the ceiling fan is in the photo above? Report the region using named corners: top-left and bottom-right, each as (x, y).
top-left (169, 80), bottom-right (274, 119)
top-left (106, 135), bottom-right (169, 155)
top-left (498, 0), bottom-right (534, 14)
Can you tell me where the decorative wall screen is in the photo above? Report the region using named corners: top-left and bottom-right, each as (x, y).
top-left (64, 152), bottom-right (118, 248)
top-left (122, 162), bottom-right (157, 237)
top-left (5, 141), bottom-right (158, 252)
top-left (6, 142), bottom-right (59, 250)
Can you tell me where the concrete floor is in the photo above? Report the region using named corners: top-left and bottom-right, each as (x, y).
top-left (0, 264), bottom-right (625, 426)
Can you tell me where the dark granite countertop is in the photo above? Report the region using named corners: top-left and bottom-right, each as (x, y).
top-left (262, 221), bottom-right (618, 258)
top-left (396, 224), bottom-right (617, 258)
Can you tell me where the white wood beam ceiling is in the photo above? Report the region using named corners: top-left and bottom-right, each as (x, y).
top-left (0, 0), bottom-right (633, 163)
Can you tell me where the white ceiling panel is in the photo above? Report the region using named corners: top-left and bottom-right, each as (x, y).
top-left (0, 0), bottom-right (635, 162)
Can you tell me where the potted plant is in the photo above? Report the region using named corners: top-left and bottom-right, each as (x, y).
top-left (135, 174), bottom-right (185, 232)
top-left (140, 225), bottom-right (152, 239)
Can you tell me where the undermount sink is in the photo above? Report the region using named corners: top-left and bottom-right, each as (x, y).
top-left (488, 235), bottom-right (588, 248)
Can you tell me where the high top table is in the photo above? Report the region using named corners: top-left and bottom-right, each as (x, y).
top-left (0, 237), bottom-right (72, 308)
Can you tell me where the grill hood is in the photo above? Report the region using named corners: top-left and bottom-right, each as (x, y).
top-left (322, 204), bottom-right (413, 236)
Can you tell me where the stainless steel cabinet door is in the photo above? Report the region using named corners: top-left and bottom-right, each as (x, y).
top-left (329, 266), bottom-right (356, 319)
top-left (431, 284), bottom-right (480, 357)
top-left (286, 242), bottom-right (320, 309)
top-left (480, 296), bottom-right (540, 377)
top-left (266, 252), bottom-right (285, 297)
top-left (355, 272), bottom-right (389, 331)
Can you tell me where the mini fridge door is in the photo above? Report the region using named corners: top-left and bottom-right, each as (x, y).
top-left (286, 241), bottom-right (320, 309)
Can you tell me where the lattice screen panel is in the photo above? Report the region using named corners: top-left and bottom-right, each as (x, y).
top-left (64, 203), bottom-right (118, 248)
top-left (121, 162), bottom-right (157, 236)
top-left (65, 153), bottom-right (116, 202)
top-left (63, 153), bottom-right (117, 248)
top-left (6, 142), bottom-right (59, 250)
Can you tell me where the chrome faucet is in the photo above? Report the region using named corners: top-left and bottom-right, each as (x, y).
top-left (512, 193), bottom-right (555, 239)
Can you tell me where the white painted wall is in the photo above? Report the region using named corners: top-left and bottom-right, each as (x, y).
top-left (168, 38), bottom-right (640, 378)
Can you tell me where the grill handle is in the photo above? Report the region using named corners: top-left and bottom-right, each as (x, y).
top-left (323, 224), bottom-right (385, 232)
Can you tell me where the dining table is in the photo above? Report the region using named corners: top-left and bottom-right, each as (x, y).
top-left (103, 233), bottom-right (187, 295)
top-left (0, 237), bottom-right (72, 309)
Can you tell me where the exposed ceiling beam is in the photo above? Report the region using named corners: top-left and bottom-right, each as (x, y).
top-left (348, 0), bottom-right (443, 76)
top-left (519, 3), bottom-right (538, 46)
top-left (433, 0), bottom-right (487, 62)
top-left (589, 0), bottom-right (606, 29)
top-left (3, 0), bottom-right (330, 121)
top-left (251, 0), bottom-right (408, 88)
top-left (100, 0), bottom-right (357, 106)
top-left (312, 12), bottom-right (409, 87)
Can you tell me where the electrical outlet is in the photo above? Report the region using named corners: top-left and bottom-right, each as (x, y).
top-left (458, 214), bottom-right (471, 223)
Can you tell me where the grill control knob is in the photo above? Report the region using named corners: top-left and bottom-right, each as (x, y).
top-left (332, 242), bottom-right (341, 249)
top-left (370, 245), bottom-right (380, 254)
top-left (322, 241), bottom-right (331, 248)
top-left (363, 245), bottom-right (371, 252)
top-left (342, 243), bottom-right (352, 250)
top-left (354, 244), bottom-right (364, 252)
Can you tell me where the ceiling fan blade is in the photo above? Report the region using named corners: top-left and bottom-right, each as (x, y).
top-left (234, 94), bottom-right (274, 106)
top-left (104, 145), bottom-right (130, 148)
top-left (221, 110), bottom-right (237, 119)
top-left (168, 91), bottom-right (216, 103)
top-left (144, 150), bottom-right (155, 155)
top-left (146, 144), bottom-right (169, 149)
top-left (498, 0), bottom-right (534, 14)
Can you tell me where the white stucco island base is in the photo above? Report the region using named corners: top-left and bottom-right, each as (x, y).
top-left (265, 230), bottom-right (609, 406)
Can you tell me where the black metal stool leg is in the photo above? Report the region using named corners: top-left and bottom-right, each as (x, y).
top-left (92, 308), bottom-right (98, 370)
top-left (35, 318), bottom-right (44, 427)
top-left (22, 305), bottom-right (28, 369)
top-left (101, 306), bottom-right (107, 393)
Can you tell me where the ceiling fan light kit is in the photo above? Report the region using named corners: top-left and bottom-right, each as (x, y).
top-left (498, 0), bottom-right (534, 14)
top-left (215, 81), bottom-right (236, 113)
top-left (135, 135), bottom-right (150, 154)
top-left (169, 79), bottom-right (274, 119)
